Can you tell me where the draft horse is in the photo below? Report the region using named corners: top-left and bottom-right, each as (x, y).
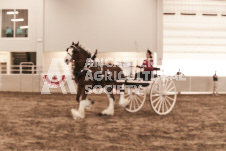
top-left (65, 42), bottom-right (130, 119)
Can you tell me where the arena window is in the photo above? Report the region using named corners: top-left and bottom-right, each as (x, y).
top-left (1, 9), bottom-right (28, 38)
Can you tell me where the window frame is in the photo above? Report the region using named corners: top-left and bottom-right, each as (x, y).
top-left (1, 8), bottom-right (29, 39)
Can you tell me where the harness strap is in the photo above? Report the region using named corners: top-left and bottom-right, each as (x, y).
top-left (74, 58), bottom-right (95, 79)
top-left (74, 59), bottom-right (104, 83)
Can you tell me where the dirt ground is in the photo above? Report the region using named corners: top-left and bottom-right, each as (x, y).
top-left (0, 92), bottom-right (225, 151)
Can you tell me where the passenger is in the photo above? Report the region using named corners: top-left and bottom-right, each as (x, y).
top-left (135, 49), bottom-right (153, 81)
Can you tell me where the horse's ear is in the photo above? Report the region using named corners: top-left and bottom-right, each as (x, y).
top-left (72, 41), bottom-right (75, 45)
top-left (75, 41), bottom-right (79, 47)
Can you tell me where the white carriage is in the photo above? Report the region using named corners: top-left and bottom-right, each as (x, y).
top-left (117, 68), bottom-right (177, 115)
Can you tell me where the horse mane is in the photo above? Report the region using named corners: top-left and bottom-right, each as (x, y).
top-left (75, 44), bottom-right (91, 58)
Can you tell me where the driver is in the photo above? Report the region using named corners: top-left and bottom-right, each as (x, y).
top-left (135, 49), bottom-right (153, 81)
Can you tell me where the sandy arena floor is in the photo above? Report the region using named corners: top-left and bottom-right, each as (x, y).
top-left (0, 92), bottom-right (225, 150)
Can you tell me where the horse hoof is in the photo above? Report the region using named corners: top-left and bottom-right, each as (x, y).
top-left (98, 113), bottom-right (104, 116)
top-left (73, 116), bottom-right (81, 120)
top-left (71, 109), bottom-right (83, 120)
top-left (101, 110), bottom-right (114, 116)
top-left (98, 113), bottom-right (110, 116)
top-left (90, 100), bottom-right (95, 104)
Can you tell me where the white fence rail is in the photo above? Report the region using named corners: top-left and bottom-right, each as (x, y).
top-left (0, 64), bottom-right (73, 75)
top-left (0, 64), bottom-right (225, 93)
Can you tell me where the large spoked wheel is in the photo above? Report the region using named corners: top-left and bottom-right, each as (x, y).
top-left (150, 76), bottom-right (177, 115)
top-left (125, 85), bottom-right (147, 113)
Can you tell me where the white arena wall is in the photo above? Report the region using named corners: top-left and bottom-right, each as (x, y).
top-left (162, 52), bottom-right (226, 76)
top-left (44, 0), bottom-right (158, 52)
top-left (0, 0), bottom-right (163, 66)
top-left (0, 0), bottom-right (44, 66)
top-left (44, 0), bottom-right (163, 65)
top-left (0, 0), bottom-right (38, 52)
top-left (43, 51), bottom-right (157, 68)
top-left (163, 0), bottom-right (226, 76)
top-left (0, 74), bottom-right (226, 94)
top-left (0, 0), bottom-right (225, 93)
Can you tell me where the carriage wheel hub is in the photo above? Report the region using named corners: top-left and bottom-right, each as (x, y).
top-left (162, 91), bottom-right (167, 95)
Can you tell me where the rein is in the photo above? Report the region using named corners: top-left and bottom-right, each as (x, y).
top-left (67, 52), bottom-right (73, 57)
top-left (73, 59), bottom-right (93, 63)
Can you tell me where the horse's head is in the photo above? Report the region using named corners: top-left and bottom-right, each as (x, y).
top-left (65, 41), bottom-right (79, 65)
top-left (65, 41), bottom-right (92, 68)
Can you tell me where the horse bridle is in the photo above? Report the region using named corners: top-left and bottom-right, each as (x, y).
top-left (67, 45), bottom-right (76, 56)
top-left (66, 45), bottom-right (77, 63)
top-left (66, 44), bottom-right (98, 75)
top-left (67, 52), bottom-right (73, 57)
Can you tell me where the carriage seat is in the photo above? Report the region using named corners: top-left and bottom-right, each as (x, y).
top-left (153, 67), bottom-right (160, 78)
top-left (153, 67), bottom-right (160, 71)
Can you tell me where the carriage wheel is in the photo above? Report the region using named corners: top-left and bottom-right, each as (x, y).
top-left (150, 76), bottom-right (177, 115)
top-left (125, 85), bottom-right (147, 113)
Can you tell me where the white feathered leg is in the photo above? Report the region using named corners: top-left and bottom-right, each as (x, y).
top-left (119, 93), bottom-right (130, 107)
top-left (102, 94), bottom-right (114, 115)
top-left (71, 99), bottom-right (93, 119)
top-left (119, 85), bottom-right (130, 107)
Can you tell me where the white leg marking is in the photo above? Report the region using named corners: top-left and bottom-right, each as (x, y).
top-left (119, 93), bottom-right (130, 107)
top-left (71, 99), bottom-right (93, 119)
top-left (102, 94), bottom-right (114, 115)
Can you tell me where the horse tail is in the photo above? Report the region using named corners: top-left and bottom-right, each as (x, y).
top-left (91, 49), bottom-right (98, 60)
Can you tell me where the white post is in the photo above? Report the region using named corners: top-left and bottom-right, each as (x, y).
top-left (20, 65), bottom-right (22, 74)
top-left (36, 0), bottom-right (44, 92)
top-left (157, 0), bottom-right (163, 66)
top-left (32, 65), bottom-right (34, 74)
top-left (36, 0), bottom-right (44, 71)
